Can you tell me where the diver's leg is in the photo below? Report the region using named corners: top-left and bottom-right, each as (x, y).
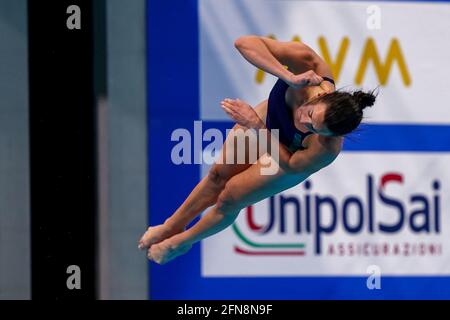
top-left (147, 154), bottom-right (306, 264)
top-left (139, 102), bottom-right (268, 250)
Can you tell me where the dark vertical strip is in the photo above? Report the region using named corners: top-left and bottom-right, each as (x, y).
top-left (93, 0), bottom-right (107, 97)
top-left (28, 0), bottom-right (97, 299)
top-left (92, 0), bottom-right (108, 299)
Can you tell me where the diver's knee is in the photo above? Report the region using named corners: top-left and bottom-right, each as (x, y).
top-left (216, 184), bottom-right (241, 214)
top-left (208, 165), bottom-right (228, 187)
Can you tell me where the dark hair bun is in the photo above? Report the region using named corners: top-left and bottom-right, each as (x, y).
top-left (352, 90), bottom-right (376, 112)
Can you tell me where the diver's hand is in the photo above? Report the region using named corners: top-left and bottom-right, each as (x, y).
top-left (286, 70), bottom-right (323, 90)
top-left (220, 98), bottom-right (264, 129)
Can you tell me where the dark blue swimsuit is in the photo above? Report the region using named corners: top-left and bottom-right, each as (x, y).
top-left (266, 79), bottom-right (314, 153)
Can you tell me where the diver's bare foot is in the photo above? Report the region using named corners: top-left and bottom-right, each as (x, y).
top-left (138, 224), bottom-right (184, 250)
top-left (147, 238), bottom-right (192, 265)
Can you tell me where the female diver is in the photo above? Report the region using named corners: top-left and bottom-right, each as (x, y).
top-left (138, 35), bottom-right (377, 264)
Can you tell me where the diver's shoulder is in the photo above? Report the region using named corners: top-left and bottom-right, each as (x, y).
top-left (311, 134), bottom-right (343, 157)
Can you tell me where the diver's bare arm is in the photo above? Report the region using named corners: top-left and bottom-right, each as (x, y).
top-left (234, 36), bottom-right (291, 81)
top-left (258, 36), bottom-right (334, 80)
top-left (254, 120), bottom-right (338, 174)
top-left (235, 35), bottom-right (332, 89)
top-left (220, 97), bottom-right (311, 173)
top-left (221, 98), bottom-right (294, 171)
top-left (234, 35), bottom-right (312, 82)
top-left (221, 98), bottom-right (340, 173)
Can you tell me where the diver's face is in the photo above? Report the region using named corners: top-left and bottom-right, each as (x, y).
top-left (294, 102), bottom-right (334, 136)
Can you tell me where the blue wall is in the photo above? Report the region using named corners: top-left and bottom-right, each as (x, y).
top-left (147, 0), bottom-right (450, 299)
